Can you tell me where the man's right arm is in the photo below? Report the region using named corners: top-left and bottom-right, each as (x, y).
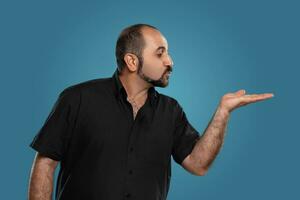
top-left (28, 152), bottom-right (59, 200)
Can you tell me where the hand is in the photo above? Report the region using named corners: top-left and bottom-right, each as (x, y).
top-left (219, 89), bottom-right (274, 113)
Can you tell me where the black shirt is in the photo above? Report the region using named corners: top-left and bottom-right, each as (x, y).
top-left (30, 69), bottom-right (200, 200)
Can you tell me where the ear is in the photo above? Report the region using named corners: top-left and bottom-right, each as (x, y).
top-left (124, 53), bottom-right (139, 72)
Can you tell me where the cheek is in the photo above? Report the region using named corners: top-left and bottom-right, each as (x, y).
top-left (142, 60), bottom-right (165, 79)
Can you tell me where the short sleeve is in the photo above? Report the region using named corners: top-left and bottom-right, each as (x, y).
top-left (29, 88), bottom-right (81, 161)
top-left (172, 102), bottom-right (200, 165)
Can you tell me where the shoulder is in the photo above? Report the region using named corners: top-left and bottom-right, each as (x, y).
top-left (57, 76), bottom-right (113, 104)
top-left (157, 92), bottom-right (183, 111)
top-left (158, 92), bottom-right (188, 120)
top-left (60, 77), bottom-right (112, 96)
top-left (156, 92), bottom-right (187, 126)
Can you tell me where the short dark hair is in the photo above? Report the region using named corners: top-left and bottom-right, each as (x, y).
top-left (115, 24), bottom-right (158, 73)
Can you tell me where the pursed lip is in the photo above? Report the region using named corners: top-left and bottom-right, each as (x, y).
top-left (165, 72), bottom-right (171, 78)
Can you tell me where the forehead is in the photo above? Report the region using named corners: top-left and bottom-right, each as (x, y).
top-left (141, 27), bottom-right (168, 51)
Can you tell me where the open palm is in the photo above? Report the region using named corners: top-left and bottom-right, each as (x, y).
top-left (219, 89), bottom-right (274, 113)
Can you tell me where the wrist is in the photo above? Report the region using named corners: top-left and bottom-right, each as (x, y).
top-left (217, 105), bottom-right (230, 117)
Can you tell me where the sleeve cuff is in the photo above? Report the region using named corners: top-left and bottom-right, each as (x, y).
top-left (29, 142), bottom-right (62, 161)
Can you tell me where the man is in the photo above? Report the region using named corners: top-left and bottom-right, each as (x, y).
top-left (28, 24), bottom-right (274, 200)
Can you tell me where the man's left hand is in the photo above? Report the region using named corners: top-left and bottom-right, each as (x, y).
top-left (219, 89), bottom-right (274, 113)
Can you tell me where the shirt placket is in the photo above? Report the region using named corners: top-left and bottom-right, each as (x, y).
top-left (122, 97), bottom-right (148, 199)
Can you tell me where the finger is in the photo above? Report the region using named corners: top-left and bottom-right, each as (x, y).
top-left (235, 89), bottom-right (246, 96)
top-left (242, 92), bottom-right (274, 97)
top-left (242, 93), bottom-right (274, 102)
top-left (261, 93), bottom-right (274, 98)
top-left (247, 93), bottom-right (274, 98)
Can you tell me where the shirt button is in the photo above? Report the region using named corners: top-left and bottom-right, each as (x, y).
top-left (125, 193), bottom-right (131, 198)
top-left (129, 147), bottom-right (133, 152)
top-left (129, 170), bottom-right (133, 175)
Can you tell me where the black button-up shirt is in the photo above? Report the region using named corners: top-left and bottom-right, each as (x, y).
top-left (30, 69), bottom-right (200, 200)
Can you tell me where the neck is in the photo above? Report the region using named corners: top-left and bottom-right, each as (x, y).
top-left (118, 72), bottom-right (151, 100)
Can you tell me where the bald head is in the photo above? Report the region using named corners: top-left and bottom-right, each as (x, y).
top-left (115, 24), bottom-right (159, 73)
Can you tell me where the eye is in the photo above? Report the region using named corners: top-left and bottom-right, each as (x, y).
top-left (157, 53), bottom-right (163, 57)
top-left (157, 50), bottom-right (164, 57)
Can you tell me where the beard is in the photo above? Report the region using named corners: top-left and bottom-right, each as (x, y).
top-left (137, 60), bottom-right (172, 88)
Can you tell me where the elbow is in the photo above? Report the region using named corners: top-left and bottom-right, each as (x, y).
top-left (194, 167), bottom-right (208, 176)
top-left (182, 155), bottom-right (209, 176)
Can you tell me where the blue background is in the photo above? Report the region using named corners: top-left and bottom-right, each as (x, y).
top-left (1, 0), bottom-right (299, 199)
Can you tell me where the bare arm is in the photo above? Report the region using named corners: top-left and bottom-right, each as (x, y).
top-left (28, 153), bottom-right (59, 200)
top-left (182, 89), bottom-right (274, 176)
top-left (181, 105), bottom-right (229, 176)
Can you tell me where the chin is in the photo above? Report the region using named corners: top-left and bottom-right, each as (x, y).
top-left (156, 81), bottom-right (169, 88)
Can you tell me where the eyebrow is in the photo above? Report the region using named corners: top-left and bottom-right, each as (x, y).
top-left (156, 46), bottom-right (166, 52)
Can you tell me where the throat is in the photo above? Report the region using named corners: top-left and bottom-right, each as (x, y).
top-left (127, 93), bottom-right (148, 120)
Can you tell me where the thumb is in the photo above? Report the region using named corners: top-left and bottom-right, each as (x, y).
top-left (235, 89), bottom-right (246, 96)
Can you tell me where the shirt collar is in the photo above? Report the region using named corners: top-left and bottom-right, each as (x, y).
top-left (112, 69), bottom-right (158, 107)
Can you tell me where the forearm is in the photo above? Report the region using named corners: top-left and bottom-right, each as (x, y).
top-left (28, 156), bottom-right (56, 200)
top-left (190, 105), bottom-right (230, 170)
top-left (188, 89), bottom-right (273, 174)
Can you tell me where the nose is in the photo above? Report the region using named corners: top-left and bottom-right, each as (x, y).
top-left (164, 54), bottom-right (174, 69)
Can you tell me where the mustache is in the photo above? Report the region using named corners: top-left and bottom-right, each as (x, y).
top-left (164, 66), bottom-right (173, 74)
